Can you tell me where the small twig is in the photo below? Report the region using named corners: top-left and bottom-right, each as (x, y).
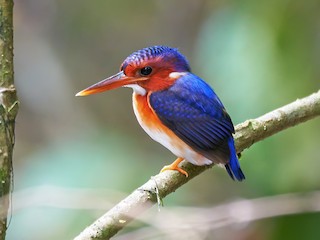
top-left (150, 176), bottom-right (163, 211)
top-left (74, 90), bottom-right (320, 240)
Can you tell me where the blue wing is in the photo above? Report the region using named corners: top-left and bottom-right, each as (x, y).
top-left (149, 73), bottom-right (245, 181)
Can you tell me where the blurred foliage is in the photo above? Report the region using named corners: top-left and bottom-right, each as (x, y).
top-left (8, 0), bottom-right (320, 239)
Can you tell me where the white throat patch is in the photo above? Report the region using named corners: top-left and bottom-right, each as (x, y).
top-left (124, 84), bottom-right (147, 96)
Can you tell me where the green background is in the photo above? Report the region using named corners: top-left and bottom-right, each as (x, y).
top-left (9, 0), bottom-right (320, 239)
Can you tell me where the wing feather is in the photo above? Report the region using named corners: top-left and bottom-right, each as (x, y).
top-left (149, 74), bottom-right (235, 163)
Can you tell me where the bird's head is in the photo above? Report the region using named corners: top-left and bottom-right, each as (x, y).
top-left (76, 46), bottom-right (191, 96)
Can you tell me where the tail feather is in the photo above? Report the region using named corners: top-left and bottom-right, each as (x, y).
top-left (225, 138), bottom-right (245, 181)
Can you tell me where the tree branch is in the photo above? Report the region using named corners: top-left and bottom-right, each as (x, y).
top-left (74, 90), bottom-right (320, 240)
top-left (0, 0), bottom-right (18, 239)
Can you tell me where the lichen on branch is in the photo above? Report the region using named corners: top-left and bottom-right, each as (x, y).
top-left (0, 0), bottom-right (19, 239)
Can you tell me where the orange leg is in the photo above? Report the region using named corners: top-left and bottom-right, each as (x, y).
top-left (160, 157), bottom-right (188, 177)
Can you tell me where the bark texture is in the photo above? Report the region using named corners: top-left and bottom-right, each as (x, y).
top-left (0, 0), bottom-right (18, 239)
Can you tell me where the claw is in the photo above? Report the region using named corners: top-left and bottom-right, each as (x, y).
top-left (160, 157), bottom-right (188, 177)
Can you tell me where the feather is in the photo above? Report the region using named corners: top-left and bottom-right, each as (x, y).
top-left (149, 73), bottom-right (245, 180)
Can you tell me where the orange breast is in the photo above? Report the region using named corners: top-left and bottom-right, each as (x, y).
top-left (132, 92), bottom-right (177, 141)
top-left (132, 92), bottom-right (212, 166)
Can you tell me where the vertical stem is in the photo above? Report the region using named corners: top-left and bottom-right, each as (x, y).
top-left (0, 0), bottom-right (18, 239)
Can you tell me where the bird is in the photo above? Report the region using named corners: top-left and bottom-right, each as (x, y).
top-left (76, 46), bottom-right (245, 181)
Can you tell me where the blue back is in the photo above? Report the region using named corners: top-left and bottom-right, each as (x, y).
top-left (149, 73), bottom-right (245, 181)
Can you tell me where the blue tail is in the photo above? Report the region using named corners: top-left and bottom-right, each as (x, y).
top-left (225, 138), bottom-right (245, 181)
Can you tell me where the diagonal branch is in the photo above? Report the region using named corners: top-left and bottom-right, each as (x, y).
top-left (74, 90), bottom-right (320, 240)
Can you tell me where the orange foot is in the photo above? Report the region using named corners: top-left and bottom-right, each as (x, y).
top-left (160, 157), bottom-right (188, 177)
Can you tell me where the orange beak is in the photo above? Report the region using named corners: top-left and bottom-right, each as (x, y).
top-left (76, 71), bottom-right (148, 96)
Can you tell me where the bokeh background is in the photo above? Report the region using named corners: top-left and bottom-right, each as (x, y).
top-left (8, 0), bottom-right (320, 239)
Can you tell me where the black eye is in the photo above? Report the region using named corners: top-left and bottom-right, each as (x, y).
top-left (140, 66), bottom-right (152, 76)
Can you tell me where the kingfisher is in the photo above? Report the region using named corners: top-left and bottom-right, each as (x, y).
top-left (76, 46), bottom-right (245, 181)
